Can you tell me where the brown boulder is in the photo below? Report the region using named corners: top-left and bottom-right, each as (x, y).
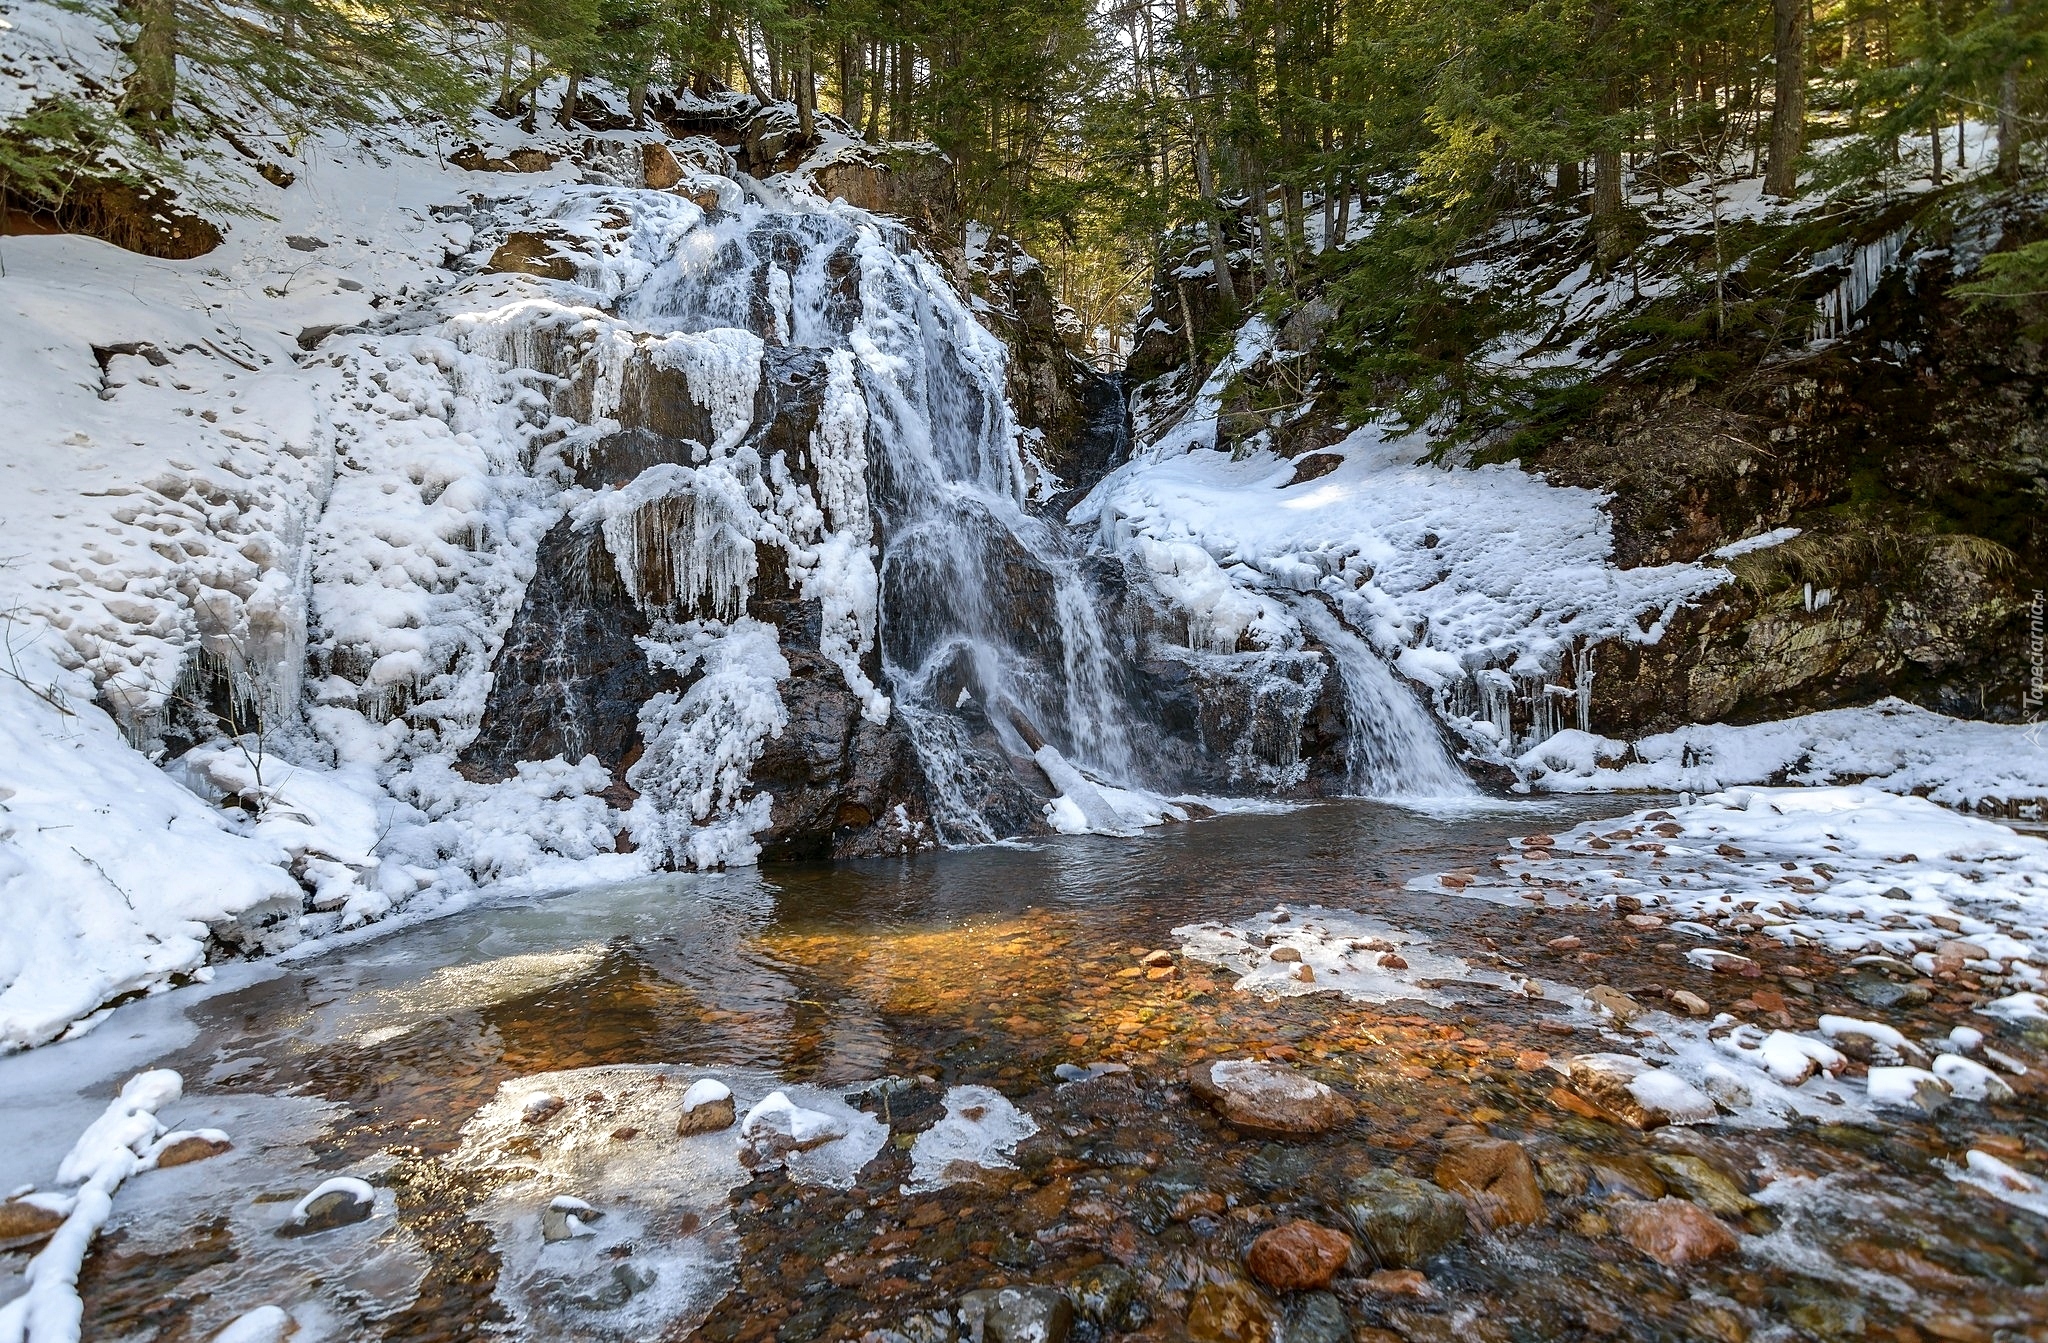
top-left (1186, 1279), bottom-right (1276, 1343)
top-left (1615, 1198), bottom-right (1739, 1266)
top-left (1434, 1131), bottom-right (1545, 1227)
top-left (1187, 1060), bottom-right (1354, 1138)
top-left (155, 1134), bottom-right (232, 1168)
top-left (0, 1197), bottom-right (66, 1249)
top-left (1246, 1219), bottom-right (1353, 1292)
top-left (484, 230), bottom-right (580, 280)
top-left (641, 142), bottom-right (684, 190)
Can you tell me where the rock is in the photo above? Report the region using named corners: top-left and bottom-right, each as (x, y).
top-left (1280, 1291), bottom-right (1351, 1343)
top-left (1587, 985), bottom-right (1646, 1025)
top-left (1362, 1268), bottom-right (1434, 1297)
top-left (154, 1133), bottom-right (232, 1168)
top-left (209, 1304), bottom-right (293, 1343)
top-left (282, 1178), bottom-right (374, 1236)
top-left (1185, 1279), bottom-right (1276, 1343)
top-left (1845, 973), bottom-right (1930, 1010)
top-left (1866, 1066), bottom-right (1951, 1115)
top-left (677, 1078), bottom-right (737, 1135)
top-left (541, 1196), bottom-right (602, 1243)
top-left (484, 229), bottom-right (580, 280)
top-left (1378, 953), bottom-right (1408, 970)
top-left (570, 1262), bottom-right (657, 1310)
top-left (1269, 946), bottom-right (1303, 963)
top-left (1142, 949), bottom-right (1174, 968)
top-left (0, 1196), bottom-right (67, 1249)
top-left (1246, 1219), bottom-right (1352, 1291)
top-left (1434, 1132), bottom-right (1545, 1227)
top-left (957, 1285), bottom-right (1074, 1343)
top-left (1547, 936), bottom-right (1583, 950)
top-left (1671, 990), bottom-right (1711, 1017)
top-left (521, 1093), bottom-right (565, 1124)
top-left (1568, 1054), bottom-right (1716, 1128)
top-left (641, 141), bottom-right (684, 190)
top-left (1064, 1263), bottom-right (1145, 1330)
top-left (1646, 1153), bottom-right (1757, 1215)
top-left (738, 1091), bottom-right (849, 1169)
top-left (1342, 1170), bottom-right (1467, 1266)
top-left (1187, 1060), bottom-right (1354, 1138)
top-left (1615, 1198), bottom-right (1739, 1266)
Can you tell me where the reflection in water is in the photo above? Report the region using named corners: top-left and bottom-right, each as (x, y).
top-left (6, 799), bottom-right (2044, 1342)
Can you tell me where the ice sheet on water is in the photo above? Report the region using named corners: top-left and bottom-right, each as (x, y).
top-left (905, 1087), bottom-right (1039, 1192)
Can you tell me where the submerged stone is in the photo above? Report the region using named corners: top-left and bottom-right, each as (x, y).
top-left (1342, 1170), bottom-right (1467, 1267)
top-left (1187, 1059), bottom-right (1354, 1137)
top-left (957, 1284), bottom-right (1074, 1343)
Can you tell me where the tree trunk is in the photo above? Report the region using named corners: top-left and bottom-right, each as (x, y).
top-left (1556, 159), bottom-right (1581, 201)
top-left (559, 69), bottom-right (579, 131)
top-left (794, 35), bottom-right (815, 139)
top-left (1998, 0), bottom-right (2023, 183)
top-left (1762, 0), bottom-right (1808, 198)
top-left (865, 44), bottom-right (884, 140)
top-left (124, 0), bottom-right (177, 124)
top-left (628, 82), bottom-right (646, 128)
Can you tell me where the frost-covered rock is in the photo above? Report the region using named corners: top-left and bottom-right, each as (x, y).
top-left (905, 1086), bottom-right (1039, 1191)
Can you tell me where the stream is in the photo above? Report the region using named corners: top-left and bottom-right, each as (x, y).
top-left (3, 797), bottom-right (2045, 1342)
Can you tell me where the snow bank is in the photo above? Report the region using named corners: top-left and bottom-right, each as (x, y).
top-left (1518, 698), bottom-right (2048, 810)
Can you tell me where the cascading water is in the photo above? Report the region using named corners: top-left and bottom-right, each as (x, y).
top-left (623, 202), bottom-right (1142, 841)
top-left (1293, 601), bottom-right (1476, 798)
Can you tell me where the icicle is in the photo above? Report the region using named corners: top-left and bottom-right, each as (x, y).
top-left (1811, 227), bottom-right (1910, 344)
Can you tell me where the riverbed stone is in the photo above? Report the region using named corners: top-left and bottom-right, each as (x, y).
top-left (676, 1090), bottom-right (736, 1136)
top-left (1568, 1054), bottom-right (1715, 1128)
top-left (1064, 1263), bottom-right (1144, 1330)
top-left (1342, 1170), bottom-right (1468, 1266)
top-left (957, 1285), bottom-right (1073, 1343)
top-left (1246, 1219), bottom-right (1352, 1291)
top-left (1185, 1279), bottom-right (1276, 1343)
top-left (1434, 1131), bottom-right (1545, 1227)
top-left (0, 1197), bottom-right (66, 1248)
top-left (286, 1186), bottom-right (373, 1235)
top-left (1187, 1060), bottom-right (1354, 1137)
top-left (1615, 1198), bottom-right (1739, 1266)
top-left (155, 1133), bottom-right (232, 1168)
top-left (1647, 1152), bottom-right (1757, 1215)
top-left (1281, 1291), bottom-right (1351, 1343)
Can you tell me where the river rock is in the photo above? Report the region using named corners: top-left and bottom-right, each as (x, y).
top-left (1185, 1279), bottom-right (1276, 1343)
top-left (282, 1178), bottom-right (374, 1236)
top-left (570, 1262), bottom-right (657, 1310)
top-left (1064, 1263), bottom-right (1145, 1330)
top-left (1342, 1170), bottom-right (1467, 1266)
top-left (1281, 1291), bottom-right (1351, 1343)
top-left (1246, 1219), bottom-right (1352, 1291)
top-left (1434, 1131), bottom-right (1545, 1227)
top-left (155, 1133), bottom-right (233, 1168)
top-left (1586, 985), bottom-right (1646, 1025)
top-left (1568, 1054), bottom-right (1716, 1128)
top-left (957, 1285), bottom-right (1074, 1343)
top-left (1187, 1060), bottom-right (1354, 1137)
top-left (738, 1090), bottom-right (848, 1169)
top-left (541, 1196), bottom-right (602, 1242)
top-left (676, 1078), bottom-right (736, 1135)
top-left (1615, 1198), bottom-right (1739, 1266)
top-left (1269, 946), bottom-right (1303, 963)
top-left (1646, 1152), bottom-right (1757, 1214)
top-left (0, 1196), bottom-right (67, 1249)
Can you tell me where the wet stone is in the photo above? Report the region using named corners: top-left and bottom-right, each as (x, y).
top-left (154, 1134), bottom-right (232, 1168)
top-left (0, 1197), bottom-right (66, 1248)
top-left (1187, 1060), bottom-right (1354, 1138)
top-left (1281, 1291), bottom-right (1351, 1343)
top-left (1646, 1153), bottom-right (1756, 1215)
top-left (957, 1284), bottom-right (1074, 1343)
top-left (1245, 1219), bottom-right (1352, 1291)
top-left (1615, 1198), bottom-right (1739, 1267)
top-left (1845, 973), bottom-right (1931, 1010)
top-left (1064, 1263), bottom-right (1145, 1331)
top-left (1185, 1278), bottom-right (1277, 1343)
top-left (569, 1262), bottom-right (657, 1311)
top-left (1434, 1131), bottom-right (1544, 1228)
top-left (1342, 1170), bottom-right (1467, 1267)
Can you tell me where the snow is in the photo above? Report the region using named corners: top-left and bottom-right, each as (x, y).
top-left (736, 1090), bottom-right (886, 1188)
top-left (1417, 787), bottom-right (2048, 992)
top-left (680, 1079), bottom-right (731, 1113)
top-left (905, 1086), bottom-right (1039, 1192)
top-left (1518, 698), bottom-right (2048, 809)
top-left (1946, 1150), bottom-right (2048, 1219)
top-left (1176, 905), bottom-right (1527, 1005)
top-left (0, 1069), bottom-right (185, 1343)
top-left (209, 1307), bottom-right (292, 1343)
top-left (1866, 1065), bottom-right (1948, 1110)
top-left (1710, 527), bottom-right (1801, 559)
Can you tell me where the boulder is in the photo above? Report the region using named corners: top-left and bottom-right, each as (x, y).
top-left (1245, 1219), bottom-right (1353, 1291)
top-left (677, 1078), bottom-right (737, 1135)
top-left (1185, 1279), bottom-right (1276, 1343)
top-left (1615, 1198), bottom-right (1739, 1266)
top-left (1568, 1054), bottom-right (1716, 1128)
top-left (1434, 1131), bottom-right (1545, 1227)
top-left (1280, 1291), bottom-right (1350, 1343)
top-left (642, 141), bottom-right (684, 190)
top-left (1187, 1060), bottom-right (1354, 1138)
top-left (1342, 1170), bottom-right (1467, 1266)
top-left (484, 230), bottom-right (580, 280)
top-left (1064, 1263), bottom-right (1145, 1331)
top-left (957, 1285), bottom-right (1074, 1343)
top-left (0, 1196), bottom-right (67, 1249)
top-left (540, 1196), bottom-right (602, 1243)
top-left (737, 1090), bottom-right (848, 1170)
top-left (155, 1133), bottom-right (233, 1168)
top-left (281, 1178), bottom-right (374, 1236)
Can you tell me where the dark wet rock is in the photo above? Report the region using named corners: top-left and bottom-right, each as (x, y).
top-left (1533, 1149), bottom-right (1590, 1197)
top-left (1187, 1060), bottom-right (1354, 1138)
top-left (569, 1262), bottom-right (657, 1311)
top-left (1064, 1263), bottom-right (1146, 1331)
top-left (1583, 1154), bottom-right (1668, 1201)
top-left (1280, 1290), bottom-right (1351, 1343)
top-left (281, 1184), bottom-right (373, 1236)
top-left (957, 1284), bottom-right (1074, 1343)
top-left (1341, 1170), bottom-right (1467, 1267)
top-left (154, 1134), bottom-right (232, 1168)
top-left (1844, 972), bottom-right (1931, 1010)
top-left (1434, 1130), bottom-right (1544, 1228)
top-left (1646, 1153), bottom-right (1757, 1215)
top-left (1615, 1198), bottom-right (1739, 1267)
top-left (1186, 1278), bottom-right (1278, 1343)
top-left (0, 1197), bottom-right (66, 1249)
top-left (1246, 1219), bottom-right (1353, 1291)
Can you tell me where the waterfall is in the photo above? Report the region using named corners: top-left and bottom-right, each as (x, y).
top-left (626, 203), bottom-right (1141, 841)
top-left (1294, 601), bottom-right (1475, 798)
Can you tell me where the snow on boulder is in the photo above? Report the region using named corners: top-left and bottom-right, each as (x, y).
top-left (1185, 1059), bottom-right (1354, 1137)
top-left (1932, 1054), bottom-right (2016, 1103)
top-left (1567, 1054), bottom-right (1715, 1128)
top-left (736, 1090), bottom-right (885, 1187)
top-left (284, 1177), bottom-right (377, 1234)
top-left (1866, 1066), bottom-right (1951, 1114)
top-left (676, 1078), bottom-right (736, 1136)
